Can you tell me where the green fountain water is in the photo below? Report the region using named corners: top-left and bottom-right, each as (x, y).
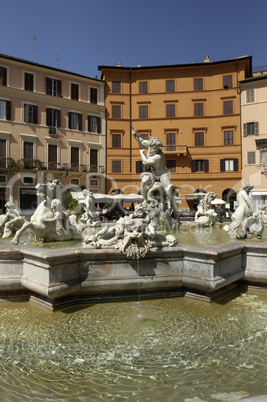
top-left (0, 291), bottom-right (267, 401)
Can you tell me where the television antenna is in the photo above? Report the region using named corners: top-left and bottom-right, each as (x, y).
top-left (56, 52), bottom-right (60, 68)
top-left (32, 36), bottom-right (40, 62)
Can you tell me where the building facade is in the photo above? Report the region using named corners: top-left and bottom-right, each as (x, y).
top-left (0, 54), bottom-right (106, 214)
top-left (240, 73), bottom-right (267, 211)
top-left (99, 56), bottom-right (252, 210)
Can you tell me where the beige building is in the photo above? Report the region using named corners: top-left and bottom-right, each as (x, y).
top-left (99, 56), bottom-right (252, 210)
top-left (240, 73), bottom-right (267, 210)
top-left (0, 53), bottom-right (106, 214)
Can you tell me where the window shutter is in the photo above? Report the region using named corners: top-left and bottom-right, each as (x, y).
top-left (68, 112), bottom-right (72, 129)
top-left (6, 101), bottom-right (11, 120)
top-left (57, 80), bottom-right (62, 97)
top-left (78, 114), bottom-right (82, 131)
top-left (234, 158), bottom-right (238, 171)
top-left (220, 159), bottom-right (225, 172)
top-left (24, 104), bottom-right (29, 123)
top-left (88, 116), bottom-right (91, 132)
top-left (46, 77), bottom-right (50, 95)
top-left (0, 67), bottom-right (7, 86)
top-left (46, 109), bottom-right (50, 126)
top-left (191, 160), bottom-right (196, 172)
top-left (33, 105), bottom-right (38, 124)
top-left (57, 110), bottom-right (61, 128)
top-left (97, 117), bottom-right (101, 133)
top-left (243, 123), bottom-right (247, 137)
top-left (204, 159), bottom-right (209, 172)
top-left (255, 122), bottom-right (259, 135)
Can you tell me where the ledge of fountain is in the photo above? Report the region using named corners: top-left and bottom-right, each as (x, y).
top-left (0, 241), bottom-right (266, 309)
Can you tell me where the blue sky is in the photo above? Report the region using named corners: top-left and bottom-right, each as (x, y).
top-left (1, 0), bottom-right (267, 78)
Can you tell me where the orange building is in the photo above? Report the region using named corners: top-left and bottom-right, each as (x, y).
top-left (99, 56), bottom-right (252, 210)
top-left (0, 53), bottom-right (106, 214)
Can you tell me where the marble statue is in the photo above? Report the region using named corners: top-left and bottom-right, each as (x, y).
top-left (84, 202), bottom-right (177, 259)
top-left (224, 182), bottom-right (263, 239)
top-left (258, 204), bottom-right (267, 226)
top-left (132, 130), bottom-right (180, 228)
top-left (11, 180), bottom-right (81, 244)
top-left (194, 191), bottom-right (217, 226)
top-left (79, 190), bottom-right (101, 227)
top-left (0, 202), bottom-right (25, 238)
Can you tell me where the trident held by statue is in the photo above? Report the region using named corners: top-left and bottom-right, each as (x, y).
top-left (131, 124), bottom-right (143, 149)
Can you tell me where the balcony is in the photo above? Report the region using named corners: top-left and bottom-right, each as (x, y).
top-left (165, 145), bottom-right (188, 155)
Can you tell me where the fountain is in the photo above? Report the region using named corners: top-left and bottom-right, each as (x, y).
top-left (0, 131), bottom-right (265, 310)
top-left (0, 131), bottom-right (267, 401)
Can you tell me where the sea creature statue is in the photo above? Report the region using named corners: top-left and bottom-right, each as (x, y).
top-left (11, 180), bottom-right (81, 244)
top-left (224, 182), bottom-right (263, 239)
top-left (258, 204), bottom-right (267, 226)
top-left (132, 130), bottom-right (180, 228)
top-left (194, 191), bottom-right (217, 226)
top-left (83, 203), bottom-right (178, 259)
top-left (79, 190), bottom-right (101, 228)
top-left (0, 202), bottom-right (25, 238)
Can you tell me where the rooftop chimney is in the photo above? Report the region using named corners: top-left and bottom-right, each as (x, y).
top-left (116, 61), bottom-right (121, 67)
top-left (204, 55), bottom-right (210, 63)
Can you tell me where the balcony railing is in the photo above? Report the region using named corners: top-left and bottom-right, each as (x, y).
top-left (0, 158), bottom-right (104, 174)
top-left (165, 145), bottom-right (188, 155)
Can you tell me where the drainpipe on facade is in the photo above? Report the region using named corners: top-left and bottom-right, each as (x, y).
top-left (129, 68), bottom-right (132, 172)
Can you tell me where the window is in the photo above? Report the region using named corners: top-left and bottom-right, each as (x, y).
top-left (167, 159), bottom-right (176, 172)
top-left (46, 78), bottom-right (61, 97)
top-left (90, 87), bottom-right (98, 104)
top-left (71, 147), bottom-right (79, 170)
top-left (0, 67), bottom-right (7, 86)
top-left (90, 149), bottom-right (98, 172)
top-left (112, 160), bottom-right (121, 173)
top-left (224, 130), bottom-right (234, 145)
top-left (140, 133), bottom-right (148, 140)
top-left (220, 159), bottom-right (238, 172)
top-left (71, 83), bottom-right (79, 100)
top-left (223, 75), bottom-right (232, 88)
top-left (139, 81), bottom-right (148, 94)
top-left (139, 105), bottom-right (148, 118)
top-left (24, 73), bottom-right (34, 91)
top-left (112, 82), bottom-right (121, 93)
top-left (166, 104), bottom-right (175, 118)
top-left (70, 178), bottom-right (80, 186)
top-left (0, 100), bottom-right (11, 120)
top-left (0, 139), bottom-right (6, 167)
top-left (194, 103), bottom-right (203, 116)
top-left (260, 150), bottom-right (267, 165)
top-left (0, 175), bottom-right (6, 183)
top-left (88, 116), bottom-right (101, 133)
top-left (69, 112), bottom-right (82, 130)
top-left (223, 100), bottom-right (233, 115)
top-left (195, 132), bottom-right (204, 146)
top-left (166, 80), bottom-right (175, 92)
top-left (24, 104), bottom-right (38, 124)
top-left (247, 151), bottom-right (256, 165)
top-left (166, 133), bottom-right (176, 151)
top-left (194, 78), bottom-right (203, 91)
top-left (136, 161), bottom-right (144, 174)
top-left (112, 105), bottom-right (121, 119)
top-left (246, 89), bottom-right (255, 103)
top-left (24, 141), bottom-right (33, 160)
top-left (48, 144), bottom-right (57, 170)
top-left (243, 122), bottom-right (259, 136)
top-left (90, 178), bottom-right (98, 186)
top-left (191, 159), bottom-right (209, 172)
top-left (112, 134), bottom-right (121, 148)
top-left (23, 177), bottom-right (34, 184)
top-left (47, 109), bottom-right (61, 134)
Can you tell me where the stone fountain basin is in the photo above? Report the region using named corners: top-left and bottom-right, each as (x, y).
top-left (0, 241), bottom-right (266, 309)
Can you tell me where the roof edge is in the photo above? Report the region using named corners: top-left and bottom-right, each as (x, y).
top-left (0, 52), bottom-right (103, 83)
